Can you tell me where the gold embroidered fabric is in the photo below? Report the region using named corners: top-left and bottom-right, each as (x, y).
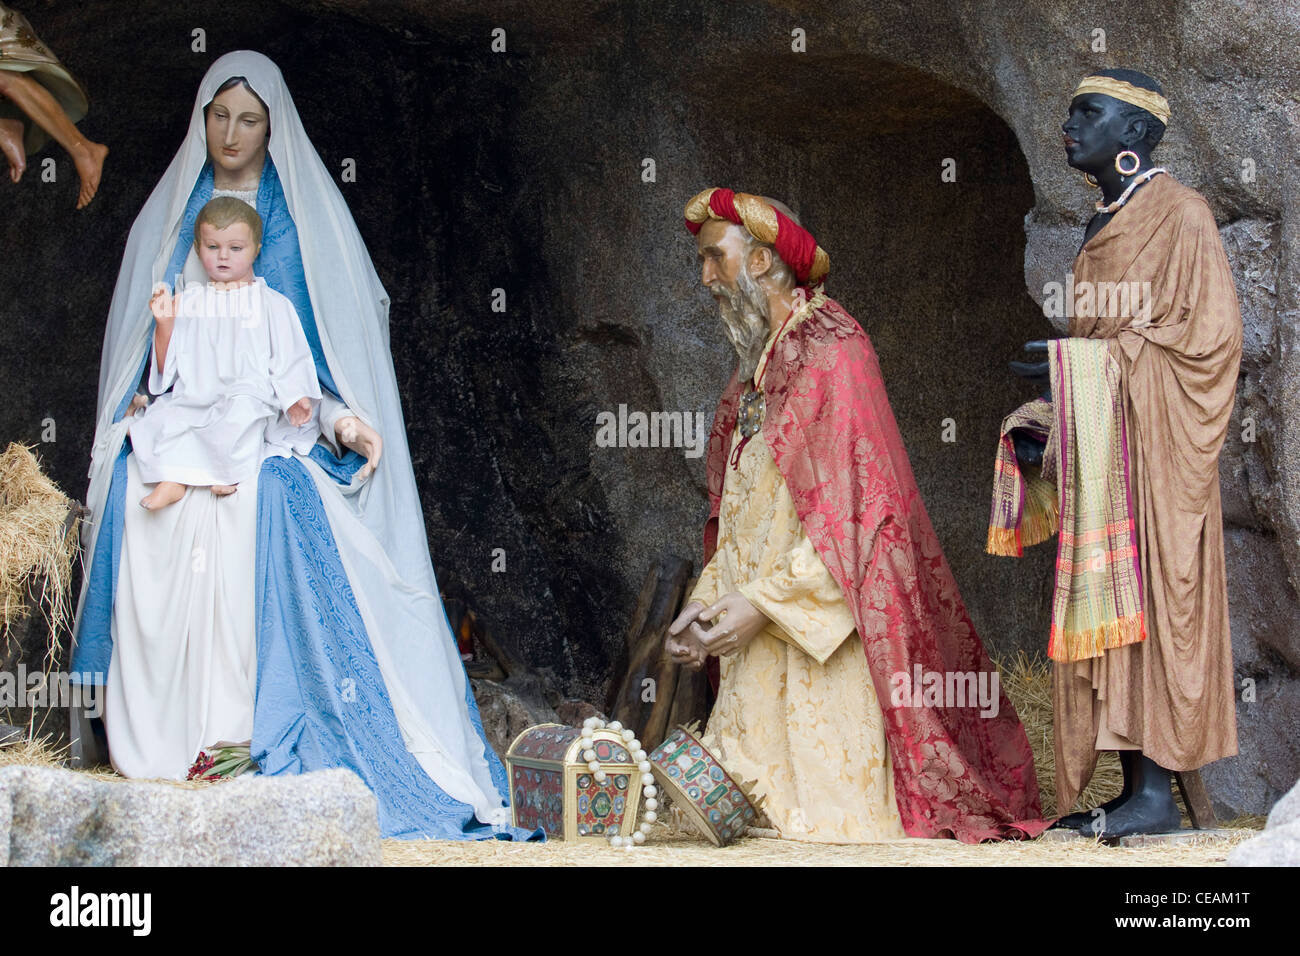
top-left (690, 423), bottom-right (907, 843)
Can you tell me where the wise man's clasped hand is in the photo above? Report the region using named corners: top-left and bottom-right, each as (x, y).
top-left (666, 592), bottom-right (768, 670)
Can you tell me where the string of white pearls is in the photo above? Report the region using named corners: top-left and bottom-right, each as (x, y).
top-left (579, 716), bottom-right (658, 850)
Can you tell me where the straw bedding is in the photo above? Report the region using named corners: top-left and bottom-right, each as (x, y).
top-left (0, 654), bottom-right (1262, 866)
top-left (378, 821), bottom-right (1257, 867)
top-left (0, 443), bottom-right (79, 661)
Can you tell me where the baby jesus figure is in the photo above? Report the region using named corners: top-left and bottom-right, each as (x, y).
top-left (129, 196), bottom-right (322, 510)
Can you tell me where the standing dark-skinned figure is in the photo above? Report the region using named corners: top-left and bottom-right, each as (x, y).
top-left (993, 70), bottom-right (1241, 839)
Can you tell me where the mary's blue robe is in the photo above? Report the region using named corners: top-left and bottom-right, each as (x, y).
top-left (72, 160), bottom-right (534, 841)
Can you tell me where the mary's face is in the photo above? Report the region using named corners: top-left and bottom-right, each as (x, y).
top-left (206, 83), bottom-right (269, 180)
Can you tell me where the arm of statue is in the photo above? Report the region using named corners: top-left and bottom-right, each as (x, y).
top-left (1009, 339), bottom-right (1051, 393)
top-left (124, 391), bottom-right (149, 418)
top-left (1010, 339), bottom-right (1050, 466)
top-left (693, 592), bottom-right (769, 658)
top-left (738, 534), bottom-right (856, 664)
top-left (334, 415), bottom-right (383, 481)
top-left (149, 283), bottom-right (178, 375)
top-left (313, 392), bottom-right (383, 480)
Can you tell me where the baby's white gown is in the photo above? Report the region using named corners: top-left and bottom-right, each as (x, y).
top-left (129, 278), bottom-right (321, 486)
top-left (110, 278), bottom-right (320, 778)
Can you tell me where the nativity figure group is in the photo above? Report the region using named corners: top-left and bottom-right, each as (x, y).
top-left (1, 15), bottom-right (1240, 846)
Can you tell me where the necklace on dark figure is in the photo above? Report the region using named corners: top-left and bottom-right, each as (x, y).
top-left (1096, 167), bottom-right (1167, 214)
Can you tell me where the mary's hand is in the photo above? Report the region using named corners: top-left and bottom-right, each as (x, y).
top-left (125, 393), bottom-right (149, 418)
top-left (335, 415), bottom-right (383, 481)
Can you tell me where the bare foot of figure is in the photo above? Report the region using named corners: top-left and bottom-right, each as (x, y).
top-left (211, 484), bottom-right (238, 497)
top-left (72, 140), bottom-right (107, 209)
top-left (140, 481), bottom-right (186, 510)
top-left (0, 72), bottom-right (108, 207)
top-left (0, 117), bottom-right (26, 183)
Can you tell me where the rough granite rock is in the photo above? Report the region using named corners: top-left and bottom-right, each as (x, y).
top-left (1227, 821), bottom-right (1300, 866)
top-left (0, 774), bottom-right (10, 867)
top-left (1228, 777), bottom-right (1300, 866)
top-left (555, 699), bottom-right (605, 728)
top-left (0, 766), bottom-right (381, 866)
top-left (471, 677), bottom-right (562, 759)
top-left (1265, 778), bottom-right (1300, 829)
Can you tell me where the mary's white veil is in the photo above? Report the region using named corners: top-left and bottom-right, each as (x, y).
top-left (77, 51), bottom-right (505, 822)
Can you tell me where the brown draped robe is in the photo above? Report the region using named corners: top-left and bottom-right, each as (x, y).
top-left (1053, 173), bottom-right (1242, 812)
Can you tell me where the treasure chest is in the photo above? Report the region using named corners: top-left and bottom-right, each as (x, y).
top-left (505, 723), bottom-right (645, 840)
top-left (649, 725), bottom-right (760, 846)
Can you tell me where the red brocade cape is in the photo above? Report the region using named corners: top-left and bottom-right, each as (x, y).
top-left (703, 297), bottom-right (1049, 842)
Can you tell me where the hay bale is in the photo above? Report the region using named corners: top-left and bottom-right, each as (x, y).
top-left (997, 652), bottom-right (1123, 816)
top-left (0, 443), bottom-right (79, 661)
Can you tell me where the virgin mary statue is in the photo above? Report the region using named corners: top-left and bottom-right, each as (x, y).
top-left (71, 51), bottom-right (532, 841)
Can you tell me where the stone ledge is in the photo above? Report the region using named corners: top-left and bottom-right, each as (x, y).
top-left (0, 765), bottom-right (382, 866)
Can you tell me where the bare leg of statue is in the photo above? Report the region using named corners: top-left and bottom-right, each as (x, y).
top-left (0, 70), bottom-right (107, 208)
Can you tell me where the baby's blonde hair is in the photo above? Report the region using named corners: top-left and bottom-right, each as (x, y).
top-left (194, 196), bottom-right (263, 247)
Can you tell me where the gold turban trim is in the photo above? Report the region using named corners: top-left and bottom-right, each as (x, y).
top-left (684, 187), bottom-right (831, 285)
top-left (1072, 76), bottom-right (1170, 126)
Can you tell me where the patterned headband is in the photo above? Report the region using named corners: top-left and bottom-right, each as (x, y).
top-left (1073, 75), bottom-right (1170, 126)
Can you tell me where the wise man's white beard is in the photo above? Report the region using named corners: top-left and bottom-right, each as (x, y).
top-left (711, 268), bottom-right (771, 383)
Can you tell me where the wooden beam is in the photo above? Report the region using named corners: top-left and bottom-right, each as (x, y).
top-left (1174, 769), bottom-right (1218, 829)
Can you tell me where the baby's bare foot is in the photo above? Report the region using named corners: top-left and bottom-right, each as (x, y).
top-left (211, 484), bottom-right (238, 497)
top-left (140, 481), bottom-right (186, 510)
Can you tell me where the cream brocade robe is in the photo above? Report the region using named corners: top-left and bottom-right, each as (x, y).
top-left (691, 412), bottom-right (907, 844)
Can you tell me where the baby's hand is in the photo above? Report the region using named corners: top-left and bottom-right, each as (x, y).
top-left (149, 283), bottom-right (178, 323)
top-left (287, 397), bottom-right (313, 427)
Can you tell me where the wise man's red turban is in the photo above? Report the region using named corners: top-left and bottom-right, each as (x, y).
top-left (684, 187), bottom-right (830, 286)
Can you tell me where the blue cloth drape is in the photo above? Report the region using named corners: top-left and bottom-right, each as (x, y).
top-left (71, 159), bottom-right (536, 841)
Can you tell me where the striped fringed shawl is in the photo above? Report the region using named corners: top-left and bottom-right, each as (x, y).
top-left (987, 339), bottom-right (1145, 662)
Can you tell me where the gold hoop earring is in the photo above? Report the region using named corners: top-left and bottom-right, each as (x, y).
top-left (1082, 172), bottom-right (1100, 189)
top-left (1114, 150), bottom-right (1141, 176)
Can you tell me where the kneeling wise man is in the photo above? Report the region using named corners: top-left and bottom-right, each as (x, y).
top-left (666, 188), bottom-right (1047, 843)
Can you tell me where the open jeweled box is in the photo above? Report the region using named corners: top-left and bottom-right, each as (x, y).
top-left (505, 723), bottom-right (645, 839)
top-left (649, 725), bottom-right (760, 846)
